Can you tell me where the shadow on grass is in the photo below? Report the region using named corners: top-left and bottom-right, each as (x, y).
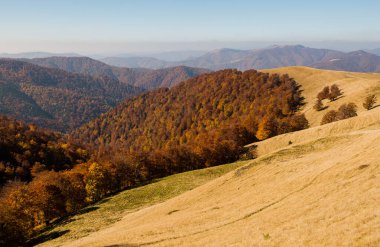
top-left (29, 206), bottom-right (101, 246)
top-left (334, 95), bottom-right (345, 101)
top-left (76, 206), bottom-right (100, 216)
top-left (105, 245), bottom-right (139, 247)
top-left (28, 230), bottom-right (70, 246)
top-left (319, 105), bottom-right (329, 111)
top-left (370, 104), bottom-right (380, 110)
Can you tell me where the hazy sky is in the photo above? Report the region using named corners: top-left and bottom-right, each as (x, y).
top-left (1, 0), bottom-right (379, 53)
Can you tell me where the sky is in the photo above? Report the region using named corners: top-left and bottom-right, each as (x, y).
top-left (1, 0), bottom-right (380, 54)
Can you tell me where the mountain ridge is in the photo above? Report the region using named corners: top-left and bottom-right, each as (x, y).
top-left (24, 56), bottom-right (210, 89)
top-left (100, 45), bottom-right (380, 73)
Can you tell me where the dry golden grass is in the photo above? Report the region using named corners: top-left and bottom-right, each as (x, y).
top-left (263, 66), bottom-right (380, 126)
top-left (60, 107), bottom-right (380, 247)
top-left (249, 105), bottom-right (380, 157)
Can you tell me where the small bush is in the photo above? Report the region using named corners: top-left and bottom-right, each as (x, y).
top-left (313, 99), bottom-right (324, 111)
top-left (321, 102), bottom-right (357, 125)
top-left (321, 110), bottom-right (339, 125)
top-left (338, 103), bottom-right (357, 119)
top-left (363, 94), bottom-right (377, 110)
top-left (328, 84), bottom-right (343, 101)
top-left (317, 86), bottom-right (330, 100)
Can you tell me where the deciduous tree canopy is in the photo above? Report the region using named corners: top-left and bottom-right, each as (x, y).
top-left (72, 69), bottom-right (307, 150)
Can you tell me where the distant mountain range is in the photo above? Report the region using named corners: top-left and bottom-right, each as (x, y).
top-left (6, 45), bottom-right (380, 73)
top-left (24, 56), bottom-right (210, 89)
top-left (100, 45), bottom-right (380, 73)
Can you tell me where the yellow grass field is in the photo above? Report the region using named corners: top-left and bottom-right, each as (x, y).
top-left (40, 67), bottom-right (380, 247)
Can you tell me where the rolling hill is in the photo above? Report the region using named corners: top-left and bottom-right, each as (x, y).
top-left (24, 57), bottom-right (210, 89)
top-left (262, 66), bottom-right (380, 126)
top-left (0, 59), bottom-right (142, 131)
top-left (36, 67), bottom-right (380, 246)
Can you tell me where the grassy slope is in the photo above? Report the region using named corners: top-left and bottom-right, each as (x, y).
top-left (263, 66), bottom-right (380, 126)
top-left (249, 105), bottom-right (380, 156)
top-left (35, 161), bottom-right (247, 246)
top-left (62, 107), bottom-right (380, 247)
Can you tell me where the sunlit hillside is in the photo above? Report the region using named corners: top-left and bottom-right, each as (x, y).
top-left (263, 66), bottom-right (380, 126)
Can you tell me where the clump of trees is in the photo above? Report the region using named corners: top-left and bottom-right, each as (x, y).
top-left (321, 103), bottom-right (358, 125)
top-left (314, 84), bottom-right (344, 111)
top-left (363, 94), bottom-right (377, 110)
top-left (317, 86), bottom-right (331, 101)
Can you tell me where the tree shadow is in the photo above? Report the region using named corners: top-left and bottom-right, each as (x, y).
top-left (105, 245), bottom-right (139, 247)
top-left (96, 197), bottom-right (111, 205)
top-left (319, 105), bottom-right (329, 111)
top-left (75, 206), bottom-right (100, 216)
top-left (27, 230), bottom-right (70, 246)
top-left (370, 104), bottom-right (380, 110)
top-left (330, 95), bottom-right (345, 102)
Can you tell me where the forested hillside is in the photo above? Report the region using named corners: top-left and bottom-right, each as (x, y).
top-left (24, 56), bottom-right (119, 79)
top-left (0, 59), bottom-right (143, 131)
top-left (0, 116), bottom-right (89, 186)
top-left (72, 69), bottom-right (308, 152)
top-left (26, 57), bottom-right (210, 89)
